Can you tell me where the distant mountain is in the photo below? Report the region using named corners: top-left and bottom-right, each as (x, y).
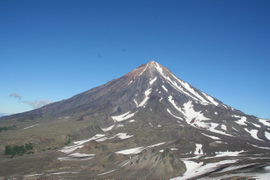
top-left (0, 113), bottom-right (10, 118)
top-left (1, 61), bottom-right (270, 179)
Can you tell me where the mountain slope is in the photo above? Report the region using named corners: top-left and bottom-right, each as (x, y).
top-left (1, 61), bottom-right (270, 179)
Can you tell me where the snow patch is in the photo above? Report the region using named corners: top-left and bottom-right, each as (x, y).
top-left (182, 160), bottom-right (203, 177)
top-left (116, 147), bottom-right (144, 155)
top-left (176, 159), bottom-right (238, 180)
top-left (116, 142), bottom-right (166, 155)
top-left (181, 85), bottom-right (208, 104)
top-left (215, 150), bottom-right (244, 158)
top-left (244, 128), bottom-right (262, 141)
top-left (133, 99), bottom-right (138, 106)
top-left (25, 173), bottom-right (45, 177)
top-left (208, 123), bottom-right (232, 136)
top-left (50, 171), bottom-right (79, 175)
top-left (251, 144), bottom-right (270, 150)
top-left (235, 116), bottom-right (247, 126)
top-left (168, 95), bottom-right (182, 112)
top-left (58, 156), bottom-right (95, 161)
top-left (149, 77), bottom-right (157, 85)
top-left (101, 125), bottom-right (114, 132)
top-left (110, 133), bottom-right (133, 140)
top-left (98, 169), bottom-right (115, 176)
top-left (167, 108), bottom-right (183, 120)
top-left (159, 148), bottom-right (178, 152)
top-left (221, 124), bottom-right (227, 131)
top-left (111, 111), bottom-right (137, 122)
top-left (69, 153), bottom-right (95, 157)
top-left (252, 123), bottom-right (261, 128)
top-left (162, 85), bottom-right (168, 92)
top-left (265, 132), bottom-right (270, 140)
top-left (137, 88), bottom-right (152, 107)
top-left (202, 92), bottom-right (219, 106)
top-left (116, 124), bottom-right (124, 127)
top-left (194, 144), bottom-right (203, 155)
top-left (201, 133), bottom-right (220, 140)
top-left (182, 101), bottom-right (210, 125)
top-left (259, 118), bottom-right (270, 127)
top-left (23, 124), bottom-right (39, 130)
top-left (128, 80), bottom-right (133, 85)
top-left (59, 145), bottom-right (85, 154)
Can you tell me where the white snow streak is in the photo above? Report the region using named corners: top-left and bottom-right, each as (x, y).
top-left (201, 133), bottom-right (220, 140)
top-left (252, 123), bottom-right (261, 128)
top-left (111, 111), bottom-right (137, 122)
top-left (251, 144), bottom-right (270, 150)
top-left (162, 85), bottom-right (168, 92)
top-left (133, 99), bottom-right (138, 106)
top-left (101, 125), bottom-right (114, 132)
top-left (149, 77), bottom-right (157, 85)
top-left (137, 88), bottom-right (152, 107)
top-left (168, 95), bottom-right (182, 112)
top-left (202, 92), bottom-right (219, 106)
top-left (23, 124), bottom-right (39, 130)
top-left (59, 145), bottom-right (85, 154)
top-left (69, 153), bottom-right (95, 157)
top-left (167, 108), bottom-right (183, 120)
top-left (116, 142), bottom-right (166, 155)
top-left (110, 133), bottom-right (133, 140)
top-left (244, 128), bottom-right (262, 141)
top-left (214, 150), bottom-right (244, 158)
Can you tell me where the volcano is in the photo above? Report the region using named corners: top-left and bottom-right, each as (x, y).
top-left (1, 61), bottom-right (270, 179)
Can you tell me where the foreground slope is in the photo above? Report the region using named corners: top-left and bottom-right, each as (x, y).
top-left (1, 61), bottom-right (270, 179)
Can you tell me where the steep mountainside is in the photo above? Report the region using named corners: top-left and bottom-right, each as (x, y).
top-left (1, 61), bottom-right (270, 179)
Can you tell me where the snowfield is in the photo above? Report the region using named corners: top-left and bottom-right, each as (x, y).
top-left (173, 159), bottom-right (238, 180)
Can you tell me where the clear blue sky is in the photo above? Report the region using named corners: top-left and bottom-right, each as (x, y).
top-left (1, 0), bottom-right (269, 119)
